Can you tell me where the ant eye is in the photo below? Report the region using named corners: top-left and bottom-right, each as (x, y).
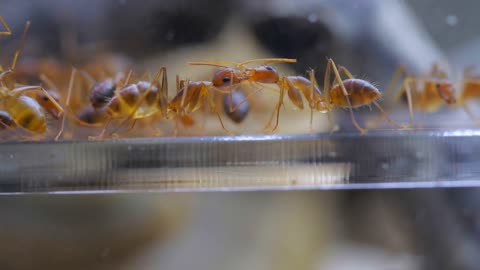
top-left (42, 95), bottom-right (49, 101)
top-left (222, 77), bottom-right (231, 83)
top-left (265, 65), bottom-right (274, 71)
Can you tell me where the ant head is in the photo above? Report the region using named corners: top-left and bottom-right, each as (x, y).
top-left (250, 65), bottom-right (279, 84)
top-left (212, 68), bottom-right (241, 88)
top-left (436, 80), bottom-right (456, 104)
top-left (36, 90), bottom-right (62, 119)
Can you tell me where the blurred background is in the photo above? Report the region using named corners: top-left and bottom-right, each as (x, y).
top-left (2, 0), bottom-right (480, 269)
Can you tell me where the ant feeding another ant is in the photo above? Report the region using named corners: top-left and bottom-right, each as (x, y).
top-left (192, 57), bottom-right (404, 133)
top-left (189, 58), bottom-right (299, 131)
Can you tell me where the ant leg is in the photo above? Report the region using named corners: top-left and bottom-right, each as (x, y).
top-left (89, 117), bottom-right (111, 140)
top-left (55, 68), bottom-right (76, 141)
top-left (385, 65), bottom-right (408, 104)
top-left (79, 69), bottom-right (96, 86)
top-left (401, 78), bottom-right (415, 127)
top-left (262, 102), bottom-right (281, 133)
top-left (326, 112), bottom-right (339, 133)
top-left (228, 72), bottom-right (234, 112)
top-left (121, 69), bottom-right (133, 87)
top-left (228, 82), bottom-right (264, 113)
top-left (263, 85), bottom-right (285, 133)
top-left (157, 67), bottom-right (169, 117)
top-left (180, 79), bottom-right (190, 109)
top-left (461, 101), bottom-right (480, 125)
top-left (372, 101), bottom-right (407, 129)
top-left (116, 119), bottom-right (138, 136)
top-left (10, 21), bottom-right (30, 70)
top-left (327, 58), bottom-right (367, 133)
top-left (0, 16), bottom-right (12, 36)
top-left (204, 88), bottom-right (234, 135)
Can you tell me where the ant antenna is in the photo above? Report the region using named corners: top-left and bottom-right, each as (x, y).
top-left (11, 20), bottom-right (30, 70)
top-left (0, 16), bottom-right (12, 36)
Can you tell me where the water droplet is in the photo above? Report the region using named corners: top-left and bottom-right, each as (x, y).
top-left (446, 15), bottom-right (458, 26)
top-left (307, 14), bottom-right (318, 23)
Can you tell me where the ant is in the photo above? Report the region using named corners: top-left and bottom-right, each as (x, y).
top-left (322, 58), bottom-right (408, 133)
top-left (79, 67), bottom-right (168, 139)
top-left (263, 58), bottom-right (404, 133)
top-left (168, 76), bottom-right (231, 134)
top-left (386, 63), bottom-right (456, 127)
top-left (457, 66), bottom-right (480, 123)
top-left (0, 18), bottom-right (63, 136)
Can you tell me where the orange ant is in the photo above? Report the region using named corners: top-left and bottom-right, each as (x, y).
top-left (0, 18), bottom-right (63, 136)
top-left (308, 58), bottom-right (406, 133)
top-left (386, 63), bottom-right (456, 127)
top-left (167, 76), bottom-right (230, 134)
top-left (256, 58), bottom-right (405, 133)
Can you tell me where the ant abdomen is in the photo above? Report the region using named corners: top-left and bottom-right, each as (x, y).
top-left (6, 95), bottom-right (47, 133)
top-left (89, 79), bottom-right (116, 109)
top-left (106, 81), bottom-right (159, 118)
top-left (223, 90), bottom-right (250, 123)
top-left (330, 79), bottom-right (381, 108)
top-left (76, 106), bottom-right (108, 125)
